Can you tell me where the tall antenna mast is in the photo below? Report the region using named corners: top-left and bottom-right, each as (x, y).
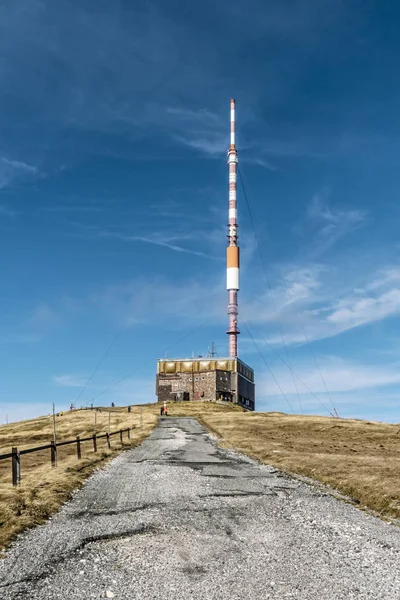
top-left (226, 98), bottom-right (240, 358)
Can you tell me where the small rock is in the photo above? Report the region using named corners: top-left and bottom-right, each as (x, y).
top-left (106, 591), bottom-right (115, 598)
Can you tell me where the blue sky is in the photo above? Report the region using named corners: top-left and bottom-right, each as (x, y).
top-left (1, 0), bottom-right (400, 423)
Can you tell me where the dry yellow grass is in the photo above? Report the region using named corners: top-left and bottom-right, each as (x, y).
top-left (0, 405), bottom-right (158, 552)
top-left (1, 402), bottom-right (399, 552)
top-left (196, 411), bottom-right (400, 520)
top-left (0, 401), bottom-right (241, 552)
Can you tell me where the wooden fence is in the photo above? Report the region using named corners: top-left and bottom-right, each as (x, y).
top-left (0, 427), bottom-right (132, 486)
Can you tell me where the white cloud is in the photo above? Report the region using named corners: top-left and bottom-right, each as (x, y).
top-left (257, 357), bottom-right (400, 396)
top-left (1, 157), bottom-right (38, 174)
top-left (297, 192), bottom-right (368, 256)
top-left (175, 134), bottom-right (227, 156)
top-left (31, 303), bottom-right (60, 327)
top-left (91, 276), bottom-right (225, 327)
top-left (166, 107), bottom-right (221, 125)
top-left (241, 264), bottom-right (325, 326)
top-left (250, 157), bottom-right (277, 171)
top-left (53, 374), bottom-right (89, 388)
top-left (242, 261), bottom-right (400, 347)
top-left (328, 288), bottom-right (400, 328)
top-left (165, 105), bottom-right (227, 156)
top-left (92, 229), bottom-right (216, 259)
top-left (249, 356), bottom-right (400, 419)
top-left (0, 156), bottom-right (38, 189)
top-left (357, 267), bottom-right (400, 293)
top-left (282, 266), bottom-right (325, 305)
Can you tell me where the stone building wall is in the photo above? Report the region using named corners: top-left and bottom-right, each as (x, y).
top-left (157, 369), bottom-right (233, 403)
top-left (156, 365), bottom-right (255, 410)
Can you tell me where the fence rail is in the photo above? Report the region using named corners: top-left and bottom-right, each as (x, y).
top-left (0, 427), bottom-right (133, 486)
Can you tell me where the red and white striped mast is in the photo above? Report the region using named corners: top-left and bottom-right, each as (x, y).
top-left (226, 99), bottom-right (240, 357)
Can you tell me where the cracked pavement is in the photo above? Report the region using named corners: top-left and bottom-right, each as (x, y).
top-left (0, 417), bottom-right (399, 599)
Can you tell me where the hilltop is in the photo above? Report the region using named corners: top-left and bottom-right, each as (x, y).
top-left (0, 402), bottom-right (399, 552)
top-left (0, 402), bottom-right (238, 550)
top-left (198, 410), bottom-right (400, 520)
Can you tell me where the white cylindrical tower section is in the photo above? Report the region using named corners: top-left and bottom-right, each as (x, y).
top-left (230, 98), bottom-right (235, 147)
top-left (227, 267), bottom-right (239, 290)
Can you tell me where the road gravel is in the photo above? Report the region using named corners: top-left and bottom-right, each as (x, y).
top-left (0, 417), bottom-right (399, 599)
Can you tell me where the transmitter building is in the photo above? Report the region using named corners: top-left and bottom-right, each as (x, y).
top-left (156, 357), bottom-right (255, 410)
top-left (156, 99), bottom-right (256, 410)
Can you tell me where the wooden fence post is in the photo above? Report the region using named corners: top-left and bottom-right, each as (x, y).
top-left (12, 447), bottom-right (20, 486)
top-left (52, 403), bottom-right (57, 466)
top-left (93, 434), bottom-right (97, 453)
top-left (50, 441), bottom-right (57, 467)
top-left (76, 436), bottom-right (81, 459)
top-left (120, 429), bottom-right (123, 443)
top-left (127, 428), bottom-right (131, 440)
top-left (106, 433), bottom-right (111, 449)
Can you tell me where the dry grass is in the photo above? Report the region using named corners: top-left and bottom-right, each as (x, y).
top-left (0, 405), bottom-right (158, 552)
top-left (0, 401), bottom-right (241, 552)
top-left (2, 402), bottom-right (399, 552)
top-left (196, 411), bottom-right (400, 520)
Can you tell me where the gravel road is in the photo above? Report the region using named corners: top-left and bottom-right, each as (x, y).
top-left (0, 417), bottom-right (399, 599)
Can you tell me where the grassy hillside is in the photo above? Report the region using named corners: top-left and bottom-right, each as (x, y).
top-left (195, 410), bottom-right (400, 520)
top-left (1, 402), bottom-right (399, 551)
top-left (0, 405), bottom-right (156, 552)
top-left (0, 402), bottom-right (240, 551)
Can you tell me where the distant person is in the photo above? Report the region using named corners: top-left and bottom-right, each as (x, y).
top-left (111, 402), bottom-right (115, 408)
top-left (160, 406), bottom-right (164, 416)
top-left (128, 405), bottom-right (131, 413)
top-left (164, 406), bottom-right (168, 416)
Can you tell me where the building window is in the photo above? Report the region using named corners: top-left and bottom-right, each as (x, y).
top-left (189, 377), bottom-right (192, 381)
top-left (201, 376), bottom-right (205, 380)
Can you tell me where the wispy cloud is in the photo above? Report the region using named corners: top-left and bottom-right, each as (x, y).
top-left (241, 264), bottom-right (325, 325)
top-left (293, 192), bottom-right (368, 257)
top-left (175, 134), bottom-right (227, 156)
top-left (75, 225), bottom-right (221, 259)
top-left (306, 192), bottom-right (367, 254)
top-left (1, 157), bottom-right (37, 174)
top-left (249, 157), bottom-right (278, 171)
top-left (90, 276), bottom-right (225, 327)
top-left (0, 156), bottom-right (38, 190)
top-left (256, 356), bottom-right (400, 397)
top-left (167, 106), bottom-right (227, 156)
top-left (242, 262), bottom-right (400, 347)
top-left (30, 303), bottom-right (61, 328)
top-left (53, 374), bottom-right (89, 388)
top-left (327, 289), bottom-right (400, 330)
top-left (0, 0), bottom-right (365, 174)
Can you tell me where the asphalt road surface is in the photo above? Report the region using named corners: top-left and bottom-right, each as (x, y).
top-left (0, 417), bottom-right (399, 599)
